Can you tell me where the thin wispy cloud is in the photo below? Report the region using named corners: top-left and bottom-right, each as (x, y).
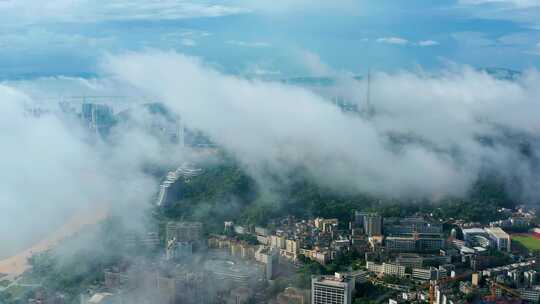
top-left (528, 42), bottom-right (540, 55)
top-left (459, 0), bottom-right (540, 8)
top-left (418, 40), bottom-right (440, 47)
top-left (377, 37), bottom-right (440, 47)
top-left (377, 37), bottom-right (410, 45)
top-left (458, 0), bottom-right (540, 28)
top-left (226, 40), bottom-right (271, 48)
top-left (181, 39), bottom-right (196, 47)
top-left (235, 0), bottom-right (361, 15)
top-left (0, 0), bottom-right (250, 25)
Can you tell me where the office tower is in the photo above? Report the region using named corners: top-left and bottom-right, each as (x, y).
top-left (364, 214), bottom-right (382, 237)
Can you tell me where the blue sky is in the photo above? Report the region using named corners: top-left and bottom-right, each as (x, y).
top-left (1, 0), bottom-right (540, 79)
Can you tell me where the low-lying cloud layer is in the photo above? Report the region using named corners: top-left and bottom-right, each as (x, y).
top-left (103, 51), bottom-right (540, 202)
top-left (0, 81), bottom-right (185, 257)
top-left (3, 50), bottom-right (540, 258)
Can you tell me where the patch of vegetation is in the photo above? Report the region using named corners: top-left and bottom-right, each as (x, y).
top-left (353, 283), bottom-right (392, 304)
top-left (162, 158), bottom-right (258, 233)
top-left (160, 156), bottom-right (517, 234)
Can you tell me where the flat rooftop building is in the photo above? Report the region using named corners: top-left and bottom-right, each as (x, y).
top-left (485, 227), bottom-right (511, 252)
top-left (312, 273), bottom-right (353, 304)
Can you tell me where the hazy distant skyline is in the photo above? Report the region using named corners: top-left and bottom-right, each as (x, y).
top-left (1, 0), bottom-right (540, 79)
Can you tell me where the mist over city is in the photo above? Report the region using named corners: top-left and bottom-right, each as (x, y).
top-left (2, 1), bottom-right (540, 304)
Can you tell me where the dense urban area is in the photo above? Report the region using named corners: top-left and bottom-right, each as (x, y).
top-left (2, 100), bottom-right (540, 304)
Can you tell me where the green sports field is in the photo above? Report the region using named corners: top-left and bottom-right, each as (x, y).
top-left (512, 235), bottom-right (540, 251)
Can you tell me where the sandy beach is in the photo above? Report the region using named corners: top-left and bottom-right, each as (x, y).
top-left (0, 206), bottom-right (108, 277)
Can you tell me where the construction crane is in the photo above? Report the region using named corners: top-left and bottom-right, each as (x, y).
top-left (420, 271), bottom-right (473, 304)
top-left (483, 281), bottom-right (522, 303)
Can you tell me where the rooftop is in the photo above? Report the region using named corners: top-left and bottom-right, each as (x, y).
top-left (485, 227), bottom-right (510, 238)
top-left (462, 228), bottom-right (486, 234)
top-left (312, 273), bottom-right (351, 287)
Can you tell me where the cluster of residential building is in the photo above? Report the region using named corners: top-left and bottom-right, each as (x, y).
top-left (217, 209), bottom-right (540, 304)
top-left (78, 220), bottom-right (274, 304)
top-left (22, 205), bottom-right (540, 304)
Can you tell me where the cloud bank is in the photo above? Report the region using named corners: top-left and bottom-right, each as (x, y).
top-left (101, 51), bottom-right (540, 203)
top-left (0, 79), bottom-right (187, 258)
top-left (3, 50), bottom-right (540, 262)
top-left (0, 0), bottom-right (249, 25)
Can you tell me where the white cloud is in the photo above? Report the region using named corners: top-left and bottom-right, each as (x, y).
top-left (234, 0), bottom-right (361, 15)
top-left (0, 78), bottom-right (191, 257)
top-left (101, 51), bottom-right (540, 202)
top-left (181, 38), bottom-right (197, 47)
top-left (5, 51), bottom-right (540, 257)
top-left (529, 41), bottom-right (540, 55)
top-left (296, 50), bottom-right (335, 77)
top-left (226, 40), bottom-right (271, 48)
top-left (418, 40), bottom-right (440, 47)
top-left (158, 30), bottom-right (210, 48)
top-left (459, 0), bottom-right (540, 8)
top-left (244, 64), bottom-right (281, 77)
top-left (458, 0), bottom-right (540, 28)
top-left (0, 0), bottom-right (250, 25)
top-left (0, 28), bottom-right (116, 53)
top-left (377, 37), bottom-right (409, 45)
top-left (376, 37), bottom-right (440, 47)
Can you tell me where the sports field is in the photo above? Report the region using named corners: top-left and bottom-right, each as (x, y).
top-left (512, 234), bottom-right (540, 251)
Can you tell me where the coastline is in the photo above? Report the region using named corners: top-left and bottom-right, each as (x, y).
top-left (0, 206), bottom-right (108, 277)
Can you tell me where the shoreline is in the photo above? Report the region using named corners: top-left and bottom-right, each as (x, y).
top-left (0, 206), bottom-right (108, 277)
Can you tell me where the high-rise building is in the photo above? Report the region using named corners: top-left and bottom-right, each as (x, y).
top-left (311, 273), bottom-right (353, 304)
top-left (353, 212), bottom-right (382, 236)
top-left (82, 103), bottom-right (94, 122)
top-left (485, 227), bottom-right (511, 252)
top-left (353, 211), bottom-right (368, 226)
top-left (255, 246), bottom-right (279, 280)
top-left (80, 103), bottom-right (114, 136)
top-left (360, 214), bottom-right (382, 236)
